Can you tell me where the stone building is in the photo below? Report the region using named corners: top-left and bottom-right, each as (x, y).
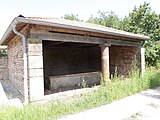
top-left (0, 16), bottom-right (149, 103)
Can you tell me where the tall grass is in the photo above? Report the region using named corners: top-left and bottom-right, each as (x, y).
top-left (0, 67), bottom-right (160, 120)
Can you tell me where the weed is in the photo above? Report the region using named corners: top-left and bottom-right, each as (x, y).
top-left (80, 77), bottom-right (88, 88)
top-left (0, 67), bottom-right (160, 120)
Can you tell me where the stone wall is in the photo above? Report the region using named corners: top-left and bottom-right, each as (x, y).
top-left (50, 72), bottom-right (101, 92)
top-left (43, 41), bottom-right (101, 90)
top-left (110, 45), bottom-right (140, 76)
top-left (0, 55), bottom-right (8, 81)
top-left (7, 35), bottom-right (24, 98)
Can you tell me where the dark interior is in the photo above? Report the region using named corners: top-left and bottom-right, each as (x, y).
top-left (42, 40), bottom-right (101, 91)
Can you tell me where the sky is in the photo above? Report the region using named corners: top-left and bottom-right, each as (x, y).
top-left (0, 0), bottom-right (159, 39)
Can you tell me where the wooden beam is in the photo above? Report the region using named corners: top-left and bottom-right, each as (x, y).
top-left (32, 25), bottom-right (143, 42)
top-left (51, 41), bottom-right (64, 46)
top-left (30, 32), bottom-right (141, 47)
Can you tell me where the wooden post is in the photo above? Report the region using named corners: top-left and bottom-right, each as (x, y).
top-left (100, 44), bottom-right (111, 83)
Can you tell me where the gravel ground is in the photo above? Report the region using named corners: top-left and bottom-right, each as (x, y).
top-left (0, 80), bottom-right (23, 108)
top-left (60, 87), bottom-right (160, 120)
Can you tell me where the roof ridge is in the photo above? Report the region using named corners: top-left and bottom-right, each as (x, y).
top-left (25, 16), bottom-right (59, 20)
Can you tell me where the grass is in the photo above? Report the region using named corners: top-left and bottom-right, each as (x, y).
top-left (0, 67), bottom-right (160, 120)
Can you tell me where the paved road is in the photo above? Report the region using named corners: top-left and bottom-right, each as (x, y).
top-left (60, 87), bottom-right (160, 120)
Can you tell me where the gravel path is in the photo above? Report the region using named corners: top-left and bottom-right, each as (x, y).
top-left (0, 80), bottom-right (23, 108)
top-left (60, 87), bottom-right (160, 120)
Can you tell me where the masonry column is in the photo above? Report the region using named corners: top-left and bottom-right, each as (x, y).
top-left (140, 46), bottom-right (145, 76)
top-left (100, 44), bottom-right (111, 83)
top-left (28, 38), bottom-right (44, 102)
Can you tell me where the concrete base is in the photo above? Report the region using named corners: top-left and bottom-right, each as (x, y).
top-left (50, 72), bottom-right (101, 91)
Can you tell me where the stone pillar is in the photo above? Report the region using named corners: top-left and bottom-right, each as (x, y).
top-left (100, 44), bottom-right (111, 83)
top-left (28, 38), bottom-right (44, 102)
top-left (140, 46), bottom-right (145, 76)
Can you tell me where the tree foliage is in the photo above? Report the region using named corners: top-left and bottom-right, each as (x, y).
top-left (63, 14), bottom-right (82, 21)
top-left (123, 2), bottom-right (160, 66)
top-left (87, 11), bottom-right (123, 29)
top-left (63, 2), bottom-right (160, 66)
top-left (0, 49), bottom-right (7, 55)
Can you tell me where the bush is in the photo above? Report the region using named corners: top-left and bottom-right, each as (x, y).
top-left (0, 50), bottom-right (7, 56)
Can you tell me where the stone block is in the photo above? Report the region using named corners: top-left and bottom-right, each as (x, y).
top-left (28, 38), bottom-right (42, 44)
top-left (29, 69), bottom-right (43, 77)
top-left (50, 72), bottom-right (101, 90)
top-left (28, 44), bottom-right (42, 52)
top-left (28, 56), bottom-right (43, 69)
top-left (28, 51), bottom-right (42, 56)
top-left (29, 77), bottom-right (44, 101)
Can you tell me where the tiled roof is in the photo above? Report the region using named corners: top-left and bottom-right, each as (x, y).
top-left (24, 16), bottom-right (149, 39)
top-left (0, 16), bottom-right (150, 45)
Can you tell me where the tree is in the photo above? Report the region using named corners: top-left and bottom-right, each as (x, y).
top-left (62, 2), bottom-right (160, 66)
top-left (63, 14), bottom-right (82, 21)
top-left (123, 2), bottom-right (160, 66)
top-left (87, 11), bottom-right (123, 29)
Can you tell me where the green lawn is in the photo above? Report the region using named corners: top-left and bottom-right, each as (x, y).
top-left (0, 67), bottom-right (160, 120)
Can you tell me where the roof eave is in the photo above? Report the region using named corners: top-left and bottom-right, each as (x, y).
top-left (17, 17), bottom-right (150, 40)
top-left (0, 17), bottom-right (150, 45)
top-left (0, 18), bottom-right (19, 45)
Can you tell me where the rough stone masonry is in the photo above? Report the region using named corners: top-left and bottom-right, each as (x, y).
top-left (0, 46), bottom-right (8, 81)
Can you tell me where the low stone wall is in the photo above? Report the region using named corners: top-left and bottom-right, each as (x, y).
top-left (0, 55), bottom-right (8, 81)
top-left (50, 72), bottom-right (101, 92)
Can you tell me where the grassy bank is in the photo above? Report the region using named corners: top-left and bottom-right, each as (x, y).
top-left (0, 67), bottom-right (160, 120)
